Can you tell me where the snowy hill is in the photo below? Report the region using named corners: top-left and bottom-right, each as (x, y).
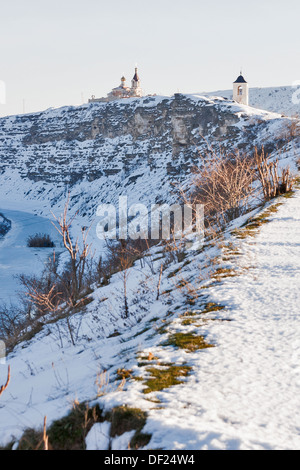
top-left (201, 86), bottom-right (300, 116)
top-left (0, 185), bottom-right (300, 450)
top-left (0, 93), bottom-right (292, 242)
top-left (0, 93), bottom-right (293, 308)
top-left (0, 94), bottom-right (293, 304)
top-left (0, 94), bottom-right (299, 450)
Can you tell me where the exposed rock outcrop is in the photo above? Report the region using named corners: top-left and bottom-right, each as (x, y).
top-left (0, 94), bottom-right (290, 232)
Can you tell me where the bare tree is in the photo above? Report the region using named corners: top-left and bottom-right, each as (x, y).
top-left (52, 196), bottom-right (92, 304)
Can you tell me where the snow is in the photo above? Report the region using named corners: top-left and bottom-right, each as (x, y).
top-left (0, 187), bottom-right (300, 449)
top-left (0, 91), bottom-right (299, 450)
top-left (142, 191), bottom-right (300, 450)
top-left (0, 208), bottom-right (62, 305)
top-left (85, 422), bottom-right (111, 450)
top-left (111, 431), bottom-right (136, 450)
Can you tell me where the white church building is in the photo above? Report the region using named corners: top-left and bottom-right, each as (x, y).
top-left (89, 67), bottom-right (143, 103)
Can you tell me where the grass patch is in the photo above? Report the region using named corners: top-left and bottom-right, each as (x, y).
top-left (108, 406), bottom-right (147, 437)
top-left (15, 403), bottom-right (152, 450)
top-left (17, 403), bottom-right (103, 450)
top-left (201, 302), bottom-right (225, 314)
top-left (15, 403), bottom-right (151, 450)
top-left (244, 219), bottom-right (269, 230)
top-left (148, 316), bottom-right (160, 323)
top-left (181, 318), bottom-right (199, 326)
top-left (161, 332), bottom-right (214, 352)
top-left (137, 352), bottom-right (159, 367)
top-left (225, 249), bottom-right (242, 257)
top-left (141, 365), bottom-right (192, 394)
top-left (144, 397), bottom-right (162, 404)
top-left (233, 202), bottom-right (283, 240)
top-left (130, 431), bottom-right (152, 449)
top-left (281, 190), bottom-right (295, 198)
top-left (155, 321), bottom-right (171, 335)
top-left (232, 228), bottom-right (255, 239)
top-left (116, 368), bottom-right (133, 380)
top-left (107, 405), bottom-right (151, 449)
top-left (213, 267), bottom-right (237, 279)
top-left (180, 309), bottom-right (200, 317)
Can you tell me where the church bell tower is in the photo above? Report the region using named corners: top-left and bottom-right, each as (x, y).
top-left (233, 72), bottom-right (249, 106)
top-left (130, 67), bottom-right (143, 97)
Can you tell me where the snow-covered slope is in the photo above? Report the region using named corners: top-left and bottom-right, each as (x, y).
top-left (0, 186), bottom-right (300, 450)
top-left (201, 86), bottom-right (300, 116)
top-left (0, 95), bottom-right (299, 450)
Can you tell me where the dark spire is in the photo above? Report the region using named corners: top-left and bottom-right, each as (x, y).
top-left (132, 67), bottom-right (139, 82)
top-left (234, 73), bottom-right (247, 83)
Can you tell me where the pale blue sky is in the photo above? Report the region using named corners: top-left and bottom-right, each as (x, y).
top-left (0, 0), bottom-right (299, 116)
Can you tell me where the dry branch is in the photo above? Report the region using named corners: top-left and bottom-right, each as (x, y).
top-left (0, 365), bottom-right (11, 398)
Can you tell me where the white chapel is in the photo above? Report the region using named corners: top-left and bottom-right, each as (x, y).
top-left (89, 67), bottom-right (143, 103)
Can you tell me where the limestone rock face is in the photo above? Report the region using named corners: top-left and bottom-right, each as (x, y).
top-left (0, 93), bottom-right (287, 225)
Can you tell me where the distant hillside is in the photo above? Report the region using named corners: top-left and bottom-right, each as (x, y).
top-left (0, 94), bottom-right (293, 251)
top-left (201, 86), bottom-right (300, 116)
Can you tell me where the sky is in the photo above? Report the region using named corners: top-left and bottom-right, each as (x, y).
top-left (0, 0), bottom-right (299, 117)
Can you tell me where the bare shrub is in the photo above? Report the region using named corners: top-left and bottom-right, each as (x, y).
top-left (27, 233), bottom-right (55, 248)
top-left (254, 147), bottom-right (295, 200)
top-left (186, 148), bottom-right (256, 229)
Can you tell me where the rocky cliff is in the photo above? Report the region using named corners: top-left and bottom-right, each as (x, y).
top-left (0, 93), bottom-right (291, 242)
